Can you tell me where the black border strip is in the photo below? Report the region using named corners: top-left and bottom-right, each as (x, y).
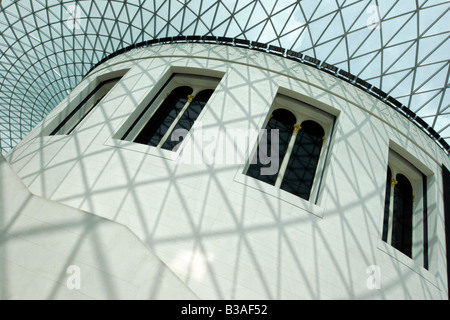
top-left (443, 164), bottom-right (450, 300)
top-left (50, 77), bottom-right (122, 135)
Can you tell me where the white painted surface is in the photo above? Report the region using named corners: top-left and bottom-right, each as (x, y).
top-left (4, 43), bottom-right (449, 299)
top-left (0, 155), bottom-right (198, 300)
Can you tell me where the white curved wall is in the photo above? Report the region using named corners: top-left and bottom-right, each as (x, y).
top-left (5, 43), bottom-right (450, 299)
top-left (0, 154), bottom-right (198, 299)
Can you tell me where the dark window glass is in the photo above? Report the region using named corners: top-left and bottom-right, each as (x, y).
top-left (422, 174), bottom-right (428, 270)
top-left (280, 120), bottom-right (324, 200)
top-left (134, 86), bottom-right (193, 146)
top-left (50, 77), bottom-right (121, 135)
top-left (161, 89), bottom-right (214, 151)
top-left (392, 174), bottom-right (413, 258)
top-left (246, 108), bottom-right (296, 186)
top-left (66, 98), bottom-right (102, 135)
top-left (442, 165), bottom-right (450, 298)
top-left (120, 74), bottom-right (175, 141)
top-left (382, 166), bottom-right (392, 242)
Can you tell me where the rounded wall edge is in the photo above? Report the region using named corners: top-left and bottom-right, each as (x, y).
top-left (5, 44), bottom-right (449, 300)
top-left (87, 42), bottom-right (449, 166)
top-left (87, 40), bottom-right (449, 161)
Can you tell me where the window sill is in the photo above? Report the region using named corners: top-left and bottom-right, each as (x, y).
top-left (233, 168), bottom-right (325, 219)
top-left (376, 238), bottom-right (438, 288)
top-left (104, 138), bottom-right (180, 161)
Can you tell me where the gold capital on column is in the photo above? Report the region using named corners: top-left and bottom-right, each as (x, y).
top-left (391, 179), bottom-right (398, 187)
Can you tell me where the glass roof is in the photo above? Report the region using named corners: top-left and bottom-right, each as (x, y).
top-left (0, 0), bottom-right (449, 153)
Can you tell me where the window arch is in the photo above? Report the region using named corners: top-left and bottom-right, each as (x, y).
top-left (121, 73), bottom-right (222, 152)
top-left (383, 171), bottom-right (414, 258)
top-left (382, 150), bottom-right (428, 265)
top-left (280, 120), bottom-right (325, 200)
top-left (134, 86), bottom-right (193, 147)
top-left (392, 174), bottom-right (413, 257)
top-left (245, 96), bottom-right (334, 203)
top-left (246, 108), bottom-right (296, 186)
top-left (161, 89), bottom-right (214, 151)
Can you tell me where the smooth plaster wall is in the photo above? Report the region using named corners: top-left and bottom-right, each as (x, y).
top-left (0, 154), bottom-right (198, 299)
top-left (4, 43), bottom-right (450, 299)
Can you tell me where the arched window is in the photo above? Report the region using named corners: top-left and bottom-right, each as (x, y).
top-left (245, 102), bottom-right (331, 202)
top-left (280, 120), bottom-right (324, 200)
top-left (392, 174), bottom-right (413, 257)
top-left (382, 151), bottom-right (428, 264)
top-left (246, 108), bottom-right (296, 186)
top-left (134, 86), bottom-right (193, 146)
top-left (383, 171), bottom-right (414, 258)
top-left (120, 73), bottom-right (221, 153)
top-left (161, 89), bottom-right (214, 151)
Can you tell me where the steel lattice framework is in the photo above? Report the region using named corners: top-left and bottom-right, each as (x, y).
top-left (0, 0), bottom-right (449, 153)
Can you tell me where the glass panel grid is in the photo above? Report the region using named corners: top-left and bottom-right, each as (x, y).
top-left (1, 0), bottom-right (449, 153)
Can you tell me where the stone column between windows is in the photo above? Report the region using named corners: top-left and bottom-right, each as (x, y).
top-left (157, 91), bottom-right (198, 148)
top-left (275, 123), bottom-right (302, 188)
top-left (386, 176), bottom-right (398, 245)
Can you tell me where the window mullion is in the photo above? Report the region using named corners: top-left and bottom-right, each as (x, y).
top-left (275, 123), bottom-right (301, 188)
top-left (387, 176), bottom-right (398, 245)
top-left (157, 91), bottom-right (197, 148)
